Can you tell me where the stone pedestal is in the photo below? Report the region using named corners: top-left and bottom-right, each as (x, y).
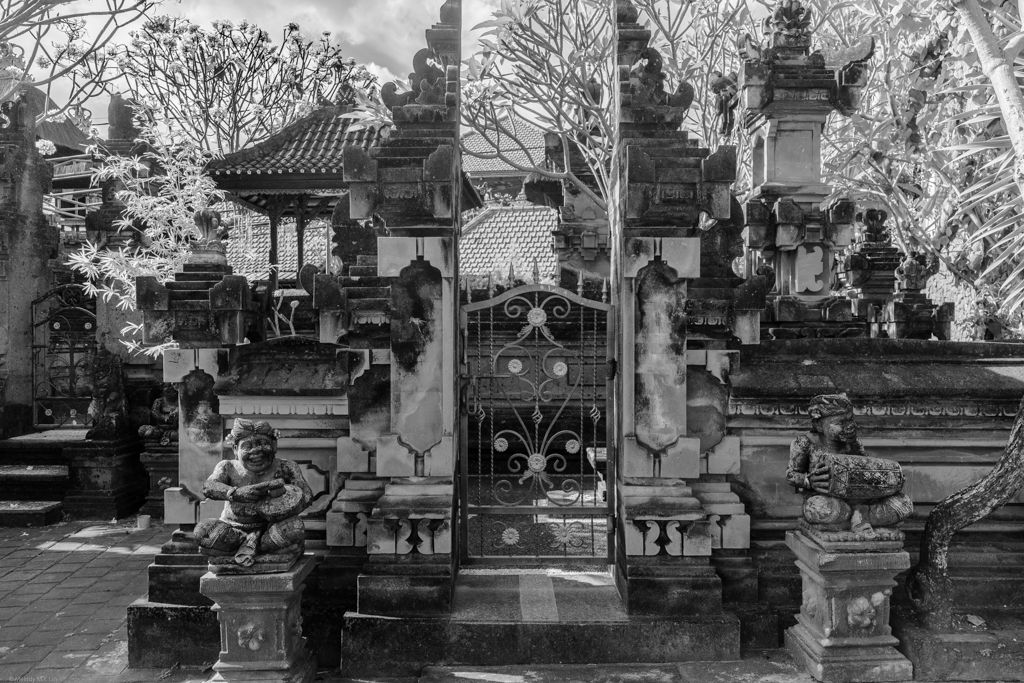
top-left (200, 555), bottom-right (316, 683)
top-left (785, 529), bottom-right (912, 682)
top-left (140, 442), bottom-right (178, 518)
top-left (63, 436), bottom-right (147, 519)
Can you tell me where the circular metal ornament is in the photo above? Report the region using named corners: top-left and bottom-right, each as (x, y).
top-left (527, 453), bottom-right (546, 472)
top-left (565, 439), bottom-right (580, 454)
top-left (507, 358), bottom-right (523, 374)
top-left (494, 437), bottom-right (509, 452)
top-left (501, 528), bottom-right (520, 545)
top-left (552, 361), bottom-right (568, 378)
top-left (527, 307), bottom-right (547, 327)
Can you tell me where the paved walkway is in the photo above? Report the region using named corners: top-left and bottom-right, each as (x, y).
top-left (0, 520), bottom-right (170, 683)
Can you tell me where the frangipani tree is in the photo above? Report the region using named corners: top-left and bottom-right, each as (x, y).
top-left (1, 0), bottom-right (151, 123)
top-left (72, 17), bottom-right (377, 154)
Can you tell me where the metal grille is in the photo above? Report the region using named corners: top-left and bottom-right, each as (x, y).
top-left (460, 284), bottom-right (613, 564)
top-left (32, 284), bottom-right (96, 429)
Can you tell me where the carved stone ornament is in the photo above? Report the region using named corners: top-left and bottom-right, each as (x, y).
top-left (381, 48), bottom-right (447, 111)
top-left (236, 623), bottom-right (264, 651)
top-left (85, 349), bottom-right (131, 441)
top-left (138, 383), bottom-right (179, 445)
top-left (629, 48), bottom-right (694, 110)
top-left (766, 0), bottom-right (813, 40)
top-left (787, 394), bottom-right (913, 539)
top-left (194, 419), bottom-right (314, 574)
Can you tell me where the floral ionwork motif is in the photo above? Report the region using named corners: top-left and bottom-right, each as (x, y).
top-left (237, 623), bottom-right (265, 651)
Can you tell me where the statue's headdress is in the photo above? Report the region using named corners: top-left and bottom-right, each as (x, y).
top-left (226, 418), bottom-right (280, 446)
top-left (808, 393), bottom-right (853, 420)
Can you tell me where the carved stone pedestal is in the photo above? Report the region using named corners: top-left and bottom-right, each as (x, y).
top-left (139, 442), bottom-right (178, 518)
top-left (63, 436), bottom-right (147, 519)
top-left (785, 529), bottom-right (912, 682)
top-left (200, 555), bottom-right (316, 683)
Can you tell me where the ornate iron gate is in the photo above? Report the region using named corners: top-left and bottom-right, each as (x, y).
top-left (460, 284), bottom-right (613, 564)
top-left (32, 284), bottom-right (97, 429)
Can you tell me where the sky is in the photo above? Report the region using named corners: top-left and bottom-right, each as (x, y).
top-left (143, 0), bottom-right (498, 96)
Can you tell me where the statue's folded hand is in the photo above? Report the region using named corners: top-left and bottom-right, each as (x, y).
top-left (230, 485), bottom-right (264, 503)
top-left (809, 461), bottom-right (831, 494)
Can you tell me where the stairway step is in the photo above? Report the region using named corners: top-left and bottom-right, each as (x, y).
top-left (355, 255), bottom-right (378, 267)
top-left (348, 266), bottom-right (379, 277)
top-left (0, 501), bottom-right (62, 527)
top-left (0, 465), bottom-right (68, 481)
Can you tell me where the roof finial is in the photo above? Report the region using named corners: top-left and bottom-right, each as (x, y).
top-left (532, 257), bottom-right (540, 285)
top-left (507, 262), bottom-right (516, 289)
top-left (601, 278), bottom-right (608, 303)
top-left (487, 272), bottom-right (495, 298)
top-left (577, 269), bottom-right (585, 297)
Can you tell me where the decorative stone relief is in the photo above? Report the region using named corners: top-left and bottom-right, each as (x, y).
top-left (237, 623), bottom-right (264, 651)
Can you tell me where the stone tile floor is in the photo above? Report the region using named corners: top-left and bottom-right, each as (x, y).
top-left (0, 520), bottom-right (976, 683)
top-left (0, 519), bottom-right (169, 683)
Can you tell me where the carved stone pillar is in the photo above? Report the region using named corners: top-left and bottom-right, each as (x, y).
top-left (358, 236), bottom-right (457, 615)
top-left (738, 1), bottom-right (872, 338)
top-left (200, 555), bottom-right (317, 683)
top-left (786, 529), bottom-right (912, 682)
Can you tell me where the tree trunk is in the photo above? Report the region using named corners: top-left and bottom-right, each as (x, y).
top-left (906, 396), bottom-right (1024, 628)
top-left (952, 0), bottom-right (1024, 198)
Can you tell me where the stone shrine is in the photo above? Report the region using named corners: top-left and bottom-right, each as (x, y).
top-left (115, 1), bottom-right (1024, 680)
top-left (785, 395), bottom-right (913, 681)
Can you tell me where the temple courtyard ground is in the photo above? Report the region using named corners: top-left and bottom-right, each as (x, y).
top-left (0, 520), bottom-right (968, 683)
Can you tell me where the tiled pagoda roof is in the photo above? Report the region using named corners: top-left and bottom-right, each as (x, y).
top-left (460, 205), bottom-right (558, 277)
top-left (461, 117), bottom-right (546, 176)
top-left (207, 106), bottom-right (385, 178)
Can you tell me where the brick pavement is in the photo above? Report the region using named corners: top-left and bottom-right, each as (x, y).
top-left (0, 520), bottom-right (171, 683)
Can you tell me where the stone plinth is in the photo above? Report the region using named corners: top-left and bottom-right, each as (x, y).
top-left (200, 555), bottom-right (316, 683)
top-left (140, 442), bottom-right (178, 517)
top-left (785, 529), bottom-right (912, 682)
top-left (63, 436), bottom-right (147, 519)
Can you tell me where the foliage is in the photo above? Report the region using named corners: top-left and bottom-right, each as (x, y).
top-left (72, 17), bottom-right (377, 154)
top-left (463, 0), bottom-right (615, 209)
top-left (459, 0), bottom-right (756, 210)
top-left (66, 113), bottom-right (223, 354)
top-left (808, 0), bottom-right (1024, 336)
top-left (1, 0), bottom-right (151, 122)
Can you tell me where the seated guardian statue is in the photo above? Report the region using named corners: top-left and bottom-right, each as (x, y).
top-left (195, 419), bottom-right (312, 573)
top-left (787, 394), bottom-right (913, 537)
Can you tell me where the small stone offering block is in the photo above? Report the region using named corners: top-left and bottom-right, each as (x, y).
top-left (199, 555), bottom-right (315, 683)
top-left (785, 529), bottom-right (912, 683)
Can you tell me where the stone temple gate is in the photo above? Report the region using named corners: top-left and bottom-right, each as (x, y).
top-left (121, 0), bottom-right (1024, 679)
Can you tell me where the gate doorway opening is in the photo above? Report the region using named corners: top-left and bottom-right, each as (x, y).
top-left (32, 284), bottom-right (97, 430)
top-left (459, 284), bottom-right (613, 565)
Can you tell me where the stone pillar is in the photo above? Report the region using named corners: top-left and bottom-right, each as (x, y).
top-left (200, 555), bottom-right (316, 683)
top-left (0, 90), bottom-right (54, 437)
top-left (611, 1), bottom-right (742, 616)
top-left (340, 0), bottom-right (463, 616)
top-left (738, 1), bottom-right (871, 338)
top-left (785, 529), bottom-right (912, 682)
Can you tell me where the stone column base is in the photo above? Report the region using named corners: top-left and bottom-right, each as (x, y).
top-left (616, 558), bottom-right (723, 616)
top-left (200, 555), bottom-right (316, 683)
top-left (785, 529), bottom-right (912, 683)
top-left (786, 624), bottom-right (912, 683)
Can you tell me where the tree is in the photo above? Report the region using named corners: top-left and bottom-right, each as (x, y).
top-left (459, 0), bottom-right (754, 211)
top-left (66, 115), bottom-right (224, 354)
top-left (1, 0), bottom-right (152, 122)
top-left (72, 17), bottom-right (377, 154)
top-left (903, 0), bottom-right (1024, 627)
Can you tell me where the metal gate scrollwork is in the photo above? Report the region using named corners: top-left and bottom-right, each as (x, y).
top-left (460, 283), bottom-right (613, 564)
top-left (32, 284), bottom-right (97, 429)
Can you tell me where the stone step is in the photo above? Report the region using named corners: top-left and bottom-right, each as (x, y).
top-left (355, 254), bottom-right (378, 266)
top-left (0, 465), bottom-right (69, 501)
top-left (416, 653), bottom-right (804, 683)
top-left (166, 280), bottom-right (218, 291)
top-left (0, 500), bottom-right (63, 526)
top-left (181, 263), bottom-right (232, 274)
top-left (348, 266), bottom-right (379, 277)
top-left (349, 298), bottom-right (390, 312)
top-left (342, 570), bottom-right (740, 677)
top-left (168, 290), bottom-right (208, 301)
top-left (344, 287), bottom-right (390, 299)
top-left (338, 276), bottom-right (386, 287)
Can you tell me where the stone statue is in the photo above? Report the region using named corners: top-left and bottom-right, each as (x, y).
top-left (85, 349), bottom-right (130, 441)
top-left (138, 383), bottom-right (179, 445)
top-left (787, 394), bottom-right (912, 538)
top-left (195, 419), bottom-right (312, 573)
